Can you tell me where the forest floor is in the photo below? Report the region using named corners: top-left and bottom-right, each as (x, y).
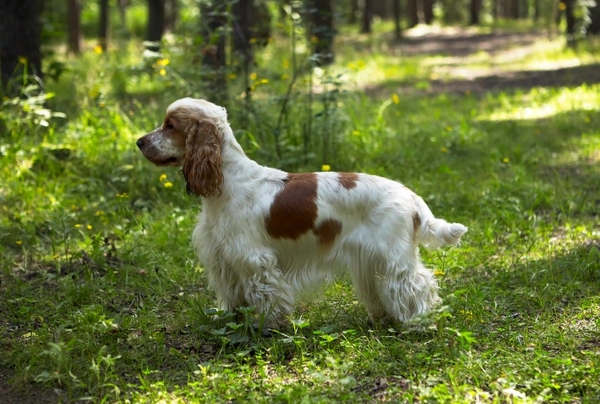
top-left (1, 25), bottom-right (599, 403)
top-left (362, 27), bottom-right (600, 95)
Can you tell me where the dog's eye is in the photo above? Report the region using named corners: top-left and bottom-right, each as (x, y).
top-left (165, 122), bottom-right (174, 130)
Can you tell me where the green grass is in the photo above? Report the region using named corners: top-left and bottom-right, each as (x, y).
top-left (1, 23), bottom-right (599, 403)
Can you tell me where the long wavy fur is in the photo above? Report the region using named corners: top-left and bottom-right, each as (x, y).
top-left (182, 120), bottom-right (224, 197)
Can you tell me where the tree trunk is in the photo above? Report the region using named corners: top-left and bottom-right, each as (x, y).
top-left (509, 0), bottom-right (519, 19)
top-left (589, 3), bottom-right (600, 34)
top-left (533, 0), bottom-right (540, 22)
top-left (308, 0), bottom-right (335, 65)
top-left (470, 0), bottom-right (481, 25)
top-left (200, 1), bottom-right (227, 105)
top-left (423, 0), bottom-right (434, 24)
top-left (393, 0), bottom-right (402, 40)
top-left (117, 0), bottom-right (128, 27)
top-left (67, 0), bottom-right (82, 54)
top-left (407, 0), bottom-right (419, 28)
top-left (98, 0), bottom-right (110, 51)
top-left (0, 0), bottom-right (43, 90)
top-left (147, 0), bottom-right (165, 52)
top-left (361, 0), bottom-right (373, 33)
top-left (564, 0), bottom-right (577, 40)
top-left (232, 0), bottom-right (253, 68)
top-left (165, 0), bottom-right (178, 32)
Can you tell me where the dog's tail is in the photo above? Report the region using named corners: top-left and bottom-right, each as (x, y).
top-left (413, 195), bottom-right (468, 249)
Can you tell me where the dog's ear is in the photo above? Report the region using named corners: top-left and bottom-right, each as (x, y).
top-left (182, 119), bottom-right (224, 197)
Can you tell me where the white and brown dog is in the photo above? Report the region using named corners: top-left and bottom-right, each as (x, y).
top-left (136, 98), bottom-right (467, 328)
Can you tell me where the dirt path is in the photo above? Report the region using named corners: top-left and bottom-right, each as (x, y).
top-left (366, 28), bottom-right (600, 95)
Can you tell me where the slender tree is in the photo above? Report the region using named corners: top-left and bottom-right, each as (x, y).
top-left (407, 0), bottom-right (419, 28)
top-left (165, 0), bottom-right (179, 31)
top-left (232, 0), bottom-right (253, 68)
top-left (393, 0), bottom-right (402, 40)
top-left (308, 0), bottom-right (335, 65)
top-left (0, 0), bottom-right (43, 90)
top-left (147, 0), bottom-right (166, 52)
top-left (470, 0), bottom-right (482, 24)
top-left (361, 0), bottom-right (373, 33)
top-left (423, 0), bottom-right (435, 24)
top-left (200, 0), bottom-right (227, 104)
top-left (68, 0), bottom-right (82, 54)
top-left (99, 0), bottom-right (110, 51)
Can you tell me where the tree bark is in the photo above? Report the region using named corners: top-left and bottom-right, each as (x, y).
top-left (67, 0), bottom-right (82, 54)
top-left (564, 0), bottom-right (577, 36)
top-left (361, 0), bottom-right (373, 33)
top-left (308, 0), bottom-right (335, 65)
top-left (200, 0), bottom-right (227, 105)
top-left (0, 0), bottom-right (43, 90)
top-left (423, 0), bottom-right (434, 24)
top-left (393, 0), bottom-right (402, 40)
top-left (407, 0), bottom-right (419, 28)
top-left (509, 0), bottom-right (520, 19)
top-left (232, 0), bottom-right (253, 68)
top-left (147, 0), bottom-right (165, 52)
top-left (98, 0), bottom-right (110, 51)
top-left (470, 0), bottom-right (482, 25)
top-left (165, 0), bottom-right (178, 32)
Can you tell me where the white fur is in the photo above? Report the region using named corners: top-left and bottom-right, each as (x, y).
top-left (138, 98), bottom-right (468, 328)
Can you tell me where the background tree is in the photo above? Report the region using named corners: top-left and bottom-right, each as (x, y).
top-left (98, 0), bottom-right (110, 51)
top-left (307, 0), bottom-right (335, 66)
top-left (361, 0), bottom-right (373, 34)
top-left (200, 0), bottom-right (227, 104)
top-left (147, 0), bottom-right (166, 52)
top-left (393, 0), bottom-right (402, 40)
top-left (67, 0), bottom-right (82, 54)
top-left (407, 0), bottom-right (419, 28)
top-left (0, 0), bottom-right (43, 91)
top-left (423, 0), bottom-right (435, 24)
top-left (470, 0), bottom-right (482, 25)
top-left (232, 0), bottom-right (253, 70)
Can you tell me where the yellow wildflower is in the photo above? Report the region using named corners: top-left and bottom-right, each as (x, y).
top-left (322, 164), bottom-right (331, 172)
top-left (229, 72), bottom-right (237, 80)
top-left (352, 130), bottom-right (360, 136)
top-left (159, 69), bottom-right (166, 76)
top-left (159, 174), bottom-right (167, 182)
top-left (250, 72), bottom-right (257, 81)
top-left (75, 224), bottom-right (82, 229)
top-left (260, 79), bottom-right (269, 84)
top-left (87, 225), bottom-right (93, 230)
top-left (558, 2), bottom-right (566, 10)
top-left (18, 56), bottom-right (27, 64)
top-left (392, 94), bottom-right (400, 104)
top-left (503, 157), bottom-right (510, 163)
top-left (16, 240), bottom-right (23, 245)
top-left (164, 182), bottom-right (173, 188)
top-left (441, 147), bottom-right (449, 153)
top-left (93, 45), bottom-right (103, 54)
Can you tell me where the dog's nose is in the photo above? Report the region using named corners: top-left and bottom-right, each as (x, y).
top-left (136, 138), bottom-right (145, 149)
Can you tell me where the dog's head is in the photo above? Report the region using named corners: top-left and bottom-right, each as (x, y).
top-left (136, 98), bottom-right (226, 197)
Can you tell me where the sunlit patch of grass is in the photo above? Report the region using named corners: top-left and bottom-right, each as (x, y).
top-left (1, 23), bottom-right (600, 403)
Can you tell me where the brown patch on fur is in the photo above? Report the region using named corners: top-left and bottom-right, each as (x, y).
top-left (412, 212), bottom-right (421, 242)
top-left (265, 173), bottom-right (318, 240)
top-left (182, 120), bottom-right (224, 197)
top-left (338, 173), bottom-right (359, 190)
top-left (313, 219), bottom-right (342, 248)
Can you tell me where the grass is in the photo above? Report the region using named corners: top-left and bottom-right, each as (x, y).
top-left (1, 22), bottom-right (600, 403)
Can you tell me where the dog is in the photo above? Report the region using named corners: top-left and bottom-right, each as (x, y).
top-left (136, 98), bottom-right (467, 328)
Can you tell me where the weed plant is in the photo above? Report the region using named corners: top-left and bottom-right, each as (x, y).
top-left (1, 20), bottom-right (599, 403)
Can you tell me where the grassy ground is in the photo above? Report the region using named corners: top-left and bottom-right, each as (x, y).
top-left (1, 24), bottom-right (600, 403)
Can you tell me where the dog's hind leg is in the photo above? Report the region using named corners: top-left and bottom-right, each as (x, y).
top-left (375, 249), bottom-right (440, 323)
